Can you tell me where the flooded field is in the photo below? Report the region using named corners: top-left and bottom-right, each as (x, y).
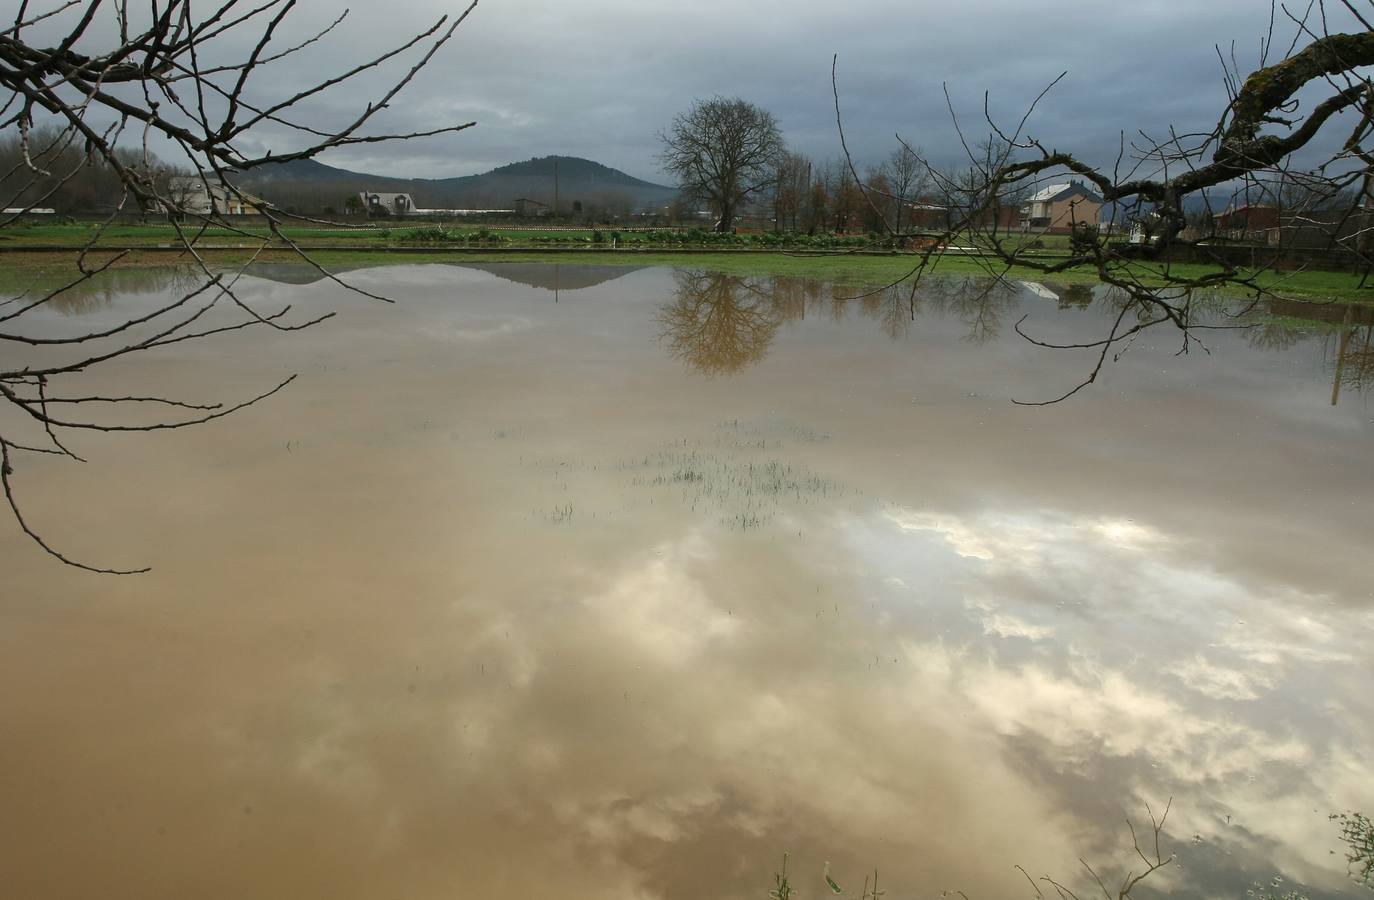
top-left (2, 262), bottom-right (1372, 900)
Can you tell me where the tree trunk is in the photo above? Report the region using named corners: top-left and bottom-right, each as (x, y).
top-left (717, 202), bottom-right (734, 233)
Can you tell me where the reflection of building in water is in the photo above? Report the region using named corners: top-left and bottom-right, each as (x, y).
top-left (1020, 281), bottom-right (1059, 302)
top-left (1020, 280), bottom-right (1108, 309)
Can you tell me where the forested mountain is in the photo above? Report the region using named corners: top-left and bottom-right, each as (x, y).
top-left (238, 155), bottom-right (678, 214)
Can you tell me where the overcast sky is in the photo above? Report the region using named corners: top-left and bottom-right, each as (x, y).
top-left (51, 0), bottom-right (1374, 183)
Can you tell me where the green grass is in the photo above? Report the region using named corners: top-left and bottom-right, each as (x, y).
top-left (6, 220), bottom-right (1374, 302)
top-left (0, 221), bottom-right (643, 246)
top-left (0, 221), bottom-right (390, 245)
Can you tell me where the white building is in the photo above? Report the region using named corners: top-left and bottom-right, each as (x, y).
top-left (1020, 181), bottom-right (1103, 232)
top-left (166, 176), bottom-right (259, 215)
top-left (361, 192), bottom-right (416, 217)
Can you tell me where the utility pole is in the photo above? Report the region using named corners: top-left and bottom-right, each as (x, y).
top-left (553, 158), bottom-right (560, 218)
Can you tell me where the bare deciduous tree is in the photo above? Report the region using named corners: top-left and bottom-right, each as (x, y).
top-left (1, 0), bottom-right (479, 572)
top-left (773, 150), bottom-right (812, 233)
top-left (882, 143), bottom-right (928, 236)
top-left (838, 1), bottom-right (1374, 403)
top-left (659, 96), bottom-right (784, 233)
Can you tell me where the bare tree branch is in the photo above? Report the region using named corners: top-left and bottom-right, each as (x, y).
top-left (834, 2), bottom-right (1374, 403)
top-left (0, 0), bottom-right (479, 571)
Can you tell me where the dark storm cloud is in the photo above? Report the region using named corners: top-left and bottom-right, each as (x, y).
top-left (60, 0), bottom-right (1374, 181)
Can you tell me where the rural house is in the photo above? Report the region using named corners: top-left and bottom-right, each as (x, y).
top-left (361, 192), bottom-right (416, 217)
top-left (1213, 203), bottom-right (1279, 233)
top-left (1020, 181), bottom-right (1103, 233)
top-left (514, 197), bottom-right (551, 217)
top-left (166, 175), bottom-right (262, 216)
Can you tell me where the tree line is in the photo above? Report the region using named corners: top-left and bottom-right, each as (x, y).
top-left (0, 127), bottom-right (184, 214)
top-left (659, 95), bottom-right (1032, 235)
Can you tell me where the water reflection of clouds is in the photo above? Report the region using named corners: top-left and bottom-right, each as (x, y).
top-left (582, 533), bottom-right (740, 666)
top-left (566, 509), bottom-right (1367, 883)
top-left (847, 501), bottom-right (1373, 886)
top-left (885, 506), bottom-right (1169, 563)
top-left (976, 608), bottom-right (1053, 641)
top-left (438, 315), bottom-right (535, 342)
top-left (435, 523), bottom-right (1091, 895)
top-left (8, 263), bottom-right (1373, 900)
top-left (23, 490), bottom-right (1360, 900)
top-left (869, 503), bottom-right (1368, 698)
top-left (1173, 655), bottom-right (1278, 701)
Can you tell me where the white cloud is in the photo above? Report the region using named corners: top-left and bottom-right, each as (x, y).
top-left (581, 533), bottom-right (741, 666)
top-left (980, 611), bottom-right (1053, 641)
top-left (1173, 655), bottom-right (1277, 702)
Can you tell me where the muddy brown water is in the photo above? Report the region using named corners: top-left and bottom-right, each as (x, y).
top-left (2, 262), bottom-right (1372, 900)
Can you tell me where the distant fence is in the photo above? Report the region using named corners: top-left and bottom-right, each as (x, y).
top-left (1143, 241), bottom-right (1371, 273)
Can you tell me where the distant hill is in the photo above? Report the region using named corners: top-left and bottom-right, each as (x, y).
top-left (243, 260), bottom-right (647, 292)
top-left (243, 158), bottom-right (375, 183)
top-left (238, 155), bottom-right (678, 214)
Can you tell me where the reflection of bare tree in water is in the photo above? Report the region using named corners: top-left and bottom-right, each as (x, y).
top-left (42, 266), bottom-right (203, 317)
top-left (1328, 320), bottom-right (1374, 405)
top-left (1, 0), bottom-right (479, 573)
top-left (854, 276), bottom-right (1029, 342)
top-left (857, 284), bottom-right (918, 340)
top-left (1244, 299), bottom-right (1373, 404)
top-left (659, 270), bottom-right (1374, 410)
top-left (878, 285), bottom-right (914, 340)
top-left (660, 272), bottom-right (1041, 373)
top-left (1247, 323), bottom-right (1312, 352)
top-left (658, 271), bottom-right (783, 374)
top-left (766, 275), bottom-right (812, 325)
top-left (1057, 283), bottom-right (1095, 310)
top-left (922, 277), bottom-right (1021, 344)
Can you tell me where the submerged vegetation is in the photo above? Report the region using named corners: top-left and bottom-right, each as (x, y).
top-left (1334, 812), bottom-right (1374, 888)
top-left (787, 804), bottom-right (1374, 900)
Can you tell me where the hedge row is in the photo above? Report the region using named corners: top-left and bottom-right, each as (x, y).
top-left (386, 226), bottom-right (906, 249)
